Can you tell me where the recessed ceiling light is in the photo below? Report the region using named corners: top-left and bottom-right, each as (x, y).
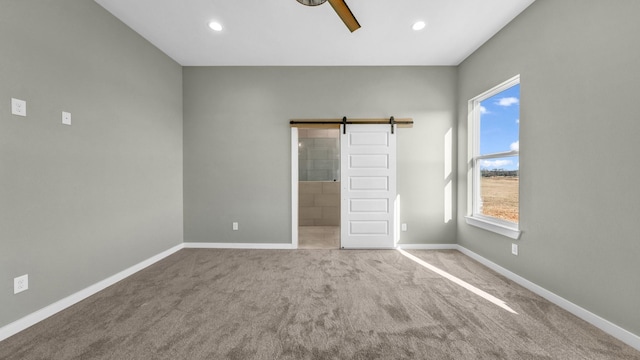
top-left (412, 21), bottom-right (426, 31)
top-left (208, 21), bottom-right (223, 32)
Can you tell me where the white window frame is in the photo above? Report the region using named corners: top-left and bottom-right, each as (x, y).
top-left (465, 75), bottom-right (522, 240)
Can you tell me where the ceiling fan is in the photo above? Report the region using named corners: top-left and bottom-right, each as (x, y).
top-left (296, 0), bottom-right (361, 33)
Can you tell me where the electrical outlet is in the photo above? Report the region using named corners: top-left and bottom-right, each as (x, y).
top-left (14, 274), bottom-right (28, 294)
top-left (11, 98), bottom-right (26, 117)
top-left (62, 111), bottom-right (71, 125)
top-left (232, 222), bottom-right (239, 231)
top-left (511, 243), bottom-right (518, 256)
top-left (401, 223), bottom-right (407, 232)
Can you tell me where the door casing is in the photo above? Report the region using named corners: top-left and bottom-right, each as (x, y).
top-left (291, 125), bottom-right (398, 249)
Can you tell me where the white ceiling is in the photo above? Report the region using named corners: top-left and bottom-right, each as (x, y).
top-left (95, 0), bottom-right (535, 66)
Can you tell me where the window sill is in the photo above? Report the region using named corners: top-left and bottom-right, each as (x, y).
top-left (465, 216), bottom-right (522, 240)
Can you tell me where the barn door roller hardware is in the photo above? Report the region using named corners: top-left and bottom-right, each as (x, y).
top-left (290, 117), bottom-right (413, 135)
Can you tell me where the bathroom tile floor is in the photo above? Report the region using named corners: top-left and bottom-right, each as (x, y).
top-left (298, 226), bottom-right (340, 249)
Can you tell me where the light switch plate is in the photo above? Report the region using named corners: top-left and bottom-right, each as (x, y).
top-left (62, 111), bottom-right (71, 125)
top-left (11, 98), bottom-right (26, 117)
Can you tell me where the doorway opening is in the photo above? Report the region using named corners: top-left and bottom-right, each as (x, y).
top-left (298, 128), bottom-right (340, 249)
top-left (295, 127), bottom-right (341, 249)
top-left (292, 120), bottom-right (402, 249)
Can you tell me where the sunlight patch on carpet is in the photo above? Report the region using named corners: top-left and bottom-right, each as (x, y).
top-left (397, 249), bottom-right (518, 314)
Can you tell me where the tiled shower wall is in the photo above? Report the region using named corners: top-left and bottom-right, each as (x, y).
top-left (298, 128), bottom-right (339, 181)
top-left (298, 128), bottom-right (340, 226)
top-left (299, 181), bottom-right (340, 226)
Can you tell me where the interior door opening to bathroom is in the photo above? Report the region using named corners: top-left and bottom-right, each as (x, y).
top-left (292, 124), bottom-right (397, 250)
top-left (296, 127), bottom-right (341, 249)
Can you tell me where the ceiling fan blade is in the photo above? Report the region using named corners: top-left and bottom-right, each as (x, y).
top-left (327, 0), bottom-right (361, 33)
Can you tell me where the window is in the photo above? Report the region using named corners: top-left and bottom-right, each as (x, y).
top-left (466, 75), bottom-right (521, 239)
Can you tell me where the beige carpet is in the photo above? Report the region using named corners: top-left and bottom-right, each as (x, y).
top-left (1, 249), bottom-right (638, 359)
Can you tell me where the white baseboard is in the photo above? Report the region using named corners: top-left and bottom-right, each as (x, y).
top-left (456, 245), bottom-right (640, 352)
top-left (184, 243), bottom-right (456, 251)
top-left (396, 243), bottom-right (459, 250)
top-left (0, 243), bottom-right (184, 342)
top-left (184, 242), bottom-right (295, 250)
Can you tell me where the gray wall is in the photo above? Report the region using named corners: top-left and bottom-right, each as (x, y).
top-left (457, 0), bottom-right (640, 336)
top-left (0, 0), bottom-right (183, 327)
top-left (183, 67), bottom-right (457, 245)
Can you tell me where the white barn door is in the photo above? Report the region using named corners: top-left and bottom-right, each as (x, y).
top-left (341, 124), bottom-right (397, 249)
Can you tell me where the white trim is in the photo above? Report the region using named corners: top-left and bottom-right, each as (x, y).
top-left (183, 242), bottom-right (295, 250)
top-left (291, 128), bottom-right (299, 249)
top-left (396, 243), bottom-right (458, 250)
top-left (456, 245), bottom-right (640, 352)
top-left (474, 74), bottom-right (521, 103)
top-left (0, 243), bottom-right (184, 342)
top-left (468, 75), bottom-right (521, 228)
top-left (465, 216), bottom-right (522, 240)
top-left (476, 150), bottom-right (519, 160)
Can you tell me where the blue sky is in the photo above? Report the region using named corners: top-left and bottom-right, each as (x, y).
top-left (479, 84), bottom-right (520, 171)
